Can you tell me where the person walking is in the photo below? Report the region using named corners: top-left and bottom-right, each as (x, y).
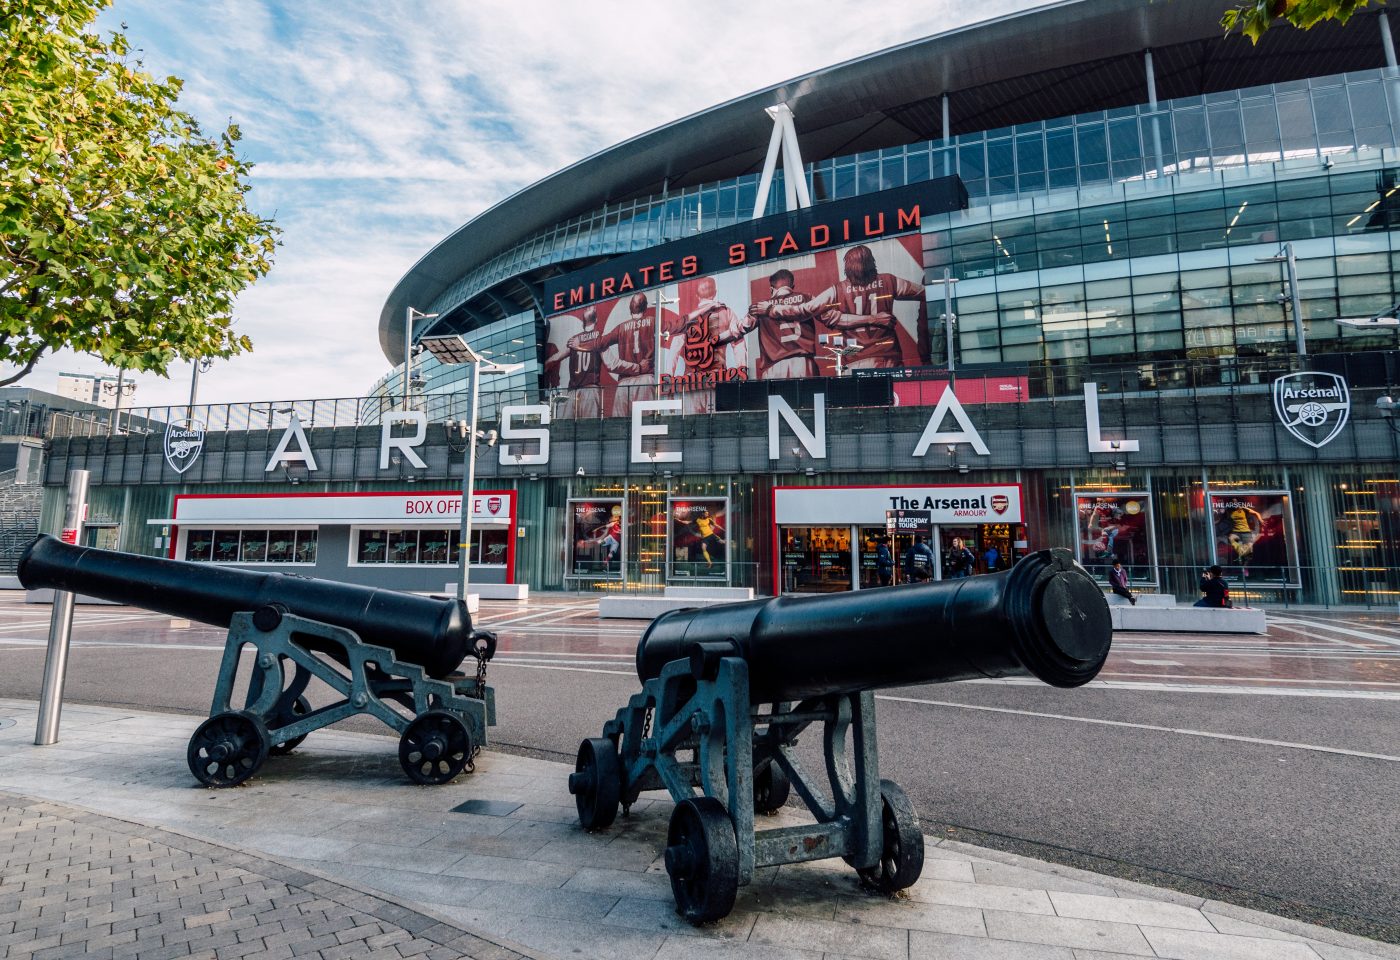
top-left (945, 537), bottom-right (976, 579)
top-left (904, 535), bottom-right (935, 583)
top-left (875, 535), bottom-right (894, 586)
top-left (1194, 564), bottom-right (1232, 608)
top-left (1108, 560), bottom-right (1136, 605)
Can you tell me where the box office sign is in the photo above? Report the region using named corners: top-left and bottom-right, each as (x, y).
top-left (775, 484), bottom-right (1022, 526)
top-left (171, 491), bottom-right (516, 525)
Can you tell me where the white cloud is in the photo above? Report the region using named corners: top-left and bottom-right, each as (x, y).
top-left (20, 0), bottom-right (1052, 407)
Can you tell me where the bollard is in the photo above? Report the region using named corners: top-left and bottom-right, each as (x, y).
top-left (35, 469), bottom-right (90, 746)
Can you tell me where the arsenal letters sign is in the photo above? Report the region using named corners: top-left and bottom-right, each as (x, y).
top-left (544, 178), bottom-right (967, 313)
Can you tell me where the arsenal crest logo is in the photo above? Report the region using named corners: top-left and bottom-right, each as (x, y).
top-left (486, 496), bottom-right (503, 515)
top-left (991, 494), bottom-right (1009, 515)
top-left (164, 418), bottom-right (206, 474)
top-left (1272, 372), bottom-right (1350, 449)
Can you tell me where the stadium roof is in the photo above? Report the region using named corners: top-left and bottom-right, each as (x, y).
top-left (379, 0), bottom-right (1388, 363)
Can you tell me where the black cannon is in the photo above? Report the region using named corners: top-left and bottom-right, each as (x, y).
top-left (19, 535), bottom-right (497, 788)
top-left (569, 549), bottom-right (1112, 922)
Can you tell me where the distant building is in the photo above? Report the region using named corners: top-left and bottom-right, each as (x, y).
top-left (56, 372), bottom-right (127, 409)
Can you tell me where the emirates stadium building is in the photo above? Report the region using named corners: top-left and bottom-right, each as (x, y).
top-left (37, 0), bottom-right (1400, 606)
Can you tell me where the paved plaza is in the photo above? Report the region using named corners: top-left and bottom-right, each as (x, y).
top-left (1, 698), bottom-right (1396, 960)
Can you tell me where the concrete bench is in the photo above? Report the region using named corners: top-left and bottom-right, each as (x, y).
top-left (1103, 592), bottom-right (1174, 607)
top-left (441, 582), bottom-right (529, 602)
top-left (1111, 603), bottom-right (1266, 634)
top-left (663, 586), bottom-right (754, 601)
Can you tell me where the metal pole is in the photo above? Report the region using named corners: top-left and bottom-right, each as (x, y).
top-left (1379, 12), bottom-right (1400, 146)
top-left (404, 306), bottom-right (413, 410)
top-left (36, 469), bottom-right (90, 745)
top-left (1145, 49), bottom-right (1166, 180)
top-left (942, 94), bottom-right (952, 177)
top-left (943, 268), bottom-right (957, 373)
top-left (107, 368), bottom-right (125, 437)
top-left (188, 361), bottom-right (202, 412)
top-left (457, 360), bottom-right (482, 603)
top-left (1285, 242), bottom-right (1306, 356)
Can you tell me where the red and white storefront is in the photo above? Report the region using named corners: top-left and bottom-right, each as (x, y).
top-left (771, 483), bottom-right (1027, 593)
top-left (155, 490), bottom-right (518, 592)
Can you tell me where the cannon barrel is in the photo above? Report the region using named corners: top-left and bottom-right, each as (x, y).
top-left (637, 548), bottom-right (1111, 702)
top-left (18, 535), bottom-right (473, 678)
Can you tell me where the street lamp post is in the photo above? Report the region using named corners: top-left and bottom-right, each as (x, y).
top-left (404, 307), bottom-right (439, 410)
top-left (420, 334), bottom-right (522, 603)
top-left (1257, 244), bottom-right (1306, 356)
top-left (930, 268), bottom-right (959, 373)
top-left (103, 368), bottom-right (136, 437)
top-left (188, 358), bottom-right (213, 415)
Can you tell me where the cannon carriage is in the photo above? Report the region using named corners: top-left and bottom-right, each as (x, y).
top-left (569, 549), bottom-right (1113, 923)
top-left (19, 535), bottom-right (497, 788)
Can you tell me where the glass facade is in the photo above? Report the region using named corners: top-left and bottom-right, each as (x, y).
top-left (928, 164), bottom-right (1400, 369)
top-left (423, 69), bottom-right (1400, 328)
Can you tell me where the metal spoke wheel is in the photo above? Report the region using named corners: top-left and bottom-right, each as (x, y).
top-left (753, 758), bottom-right (791, 814)
top-left (268, 696), bottom-right (311, 756)
top-left (188, 711), bottom-right (270, 788)
top-left (664, 797), bottom-right (739, 924)
top-left (855, 779), bottom-right (924, 894)
top-left (398, 710), bottom-right (473, 785)
top-left (569, 737), bottom-right (621, 830)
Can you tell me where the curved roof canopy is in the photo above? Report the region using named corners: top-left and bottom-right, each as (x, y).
top-left (379, 0), bottom-right (1386, 363)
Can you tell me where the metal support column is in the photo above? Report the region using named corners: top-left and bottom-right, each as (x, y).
top-left (1145, 49), bottom-right (1166, 180)
top-left (1285, 243), bottom-right (1306, 357)
top-left (35, 470), bottom-right (90, 745)
top-left (1380, 13), bottom-right (1400, 146)
top-left (942, 95), bottom-right (952, 177)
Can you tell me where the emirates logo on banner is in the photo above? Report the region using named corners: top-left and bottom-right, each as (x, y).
top-left (991, 494), bottom-right (1009, 515)
top-left (486, 497), bottom-right (503, 515)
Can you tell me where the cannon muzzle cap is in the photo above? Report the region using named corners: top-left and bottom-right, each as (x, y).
top-left (1008, 549), bottom-right (1113, 687)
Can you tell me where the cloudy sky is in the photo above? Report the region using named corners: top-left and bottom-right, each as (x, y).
top-left (22, 0), bottom-right (1050, 408)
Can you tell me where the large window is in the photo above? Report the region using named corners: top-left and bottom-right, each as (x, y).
top-left (352, 528), bottom-right (508, 566)
top-left (183, 529), bottom-right (317, 564)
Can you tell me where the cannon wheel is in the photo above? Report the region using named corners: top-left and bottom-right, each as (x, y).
top-left (399, 710), bottom-right (473, 785)
top-left (188, 711), bottom-right (270, 788)
top-left (268, 696), bottom-right (311, 756)
top-left (855, 779), bottom-right (925, 894)
top-left (571, 737), bottom-right (621, 830)
top-left (753, 759), bottom-right (790, 814)
top-left (665, 797), bottom-right (739, 924)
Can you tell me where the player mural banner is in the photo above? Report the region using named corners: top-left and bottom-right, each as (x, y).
top-left (545, 233), bottom-right (928, 416)
top-left (568, 499), bottom-right (624, 579)
top-left (668, 497), bottom-right (729, 581)
top-left (1209, 492), bottom-right (1299, 587)
top-left (1075, 493), bottom-right (1156, 582)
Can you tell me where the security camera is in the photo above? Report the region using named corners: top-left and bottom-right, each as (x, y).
top-left (790, 446), bottom-right (802, 457)
top-left (576, 467), bottom-right (586, 477)
top-left (483, 429), bottom-right (499, 447)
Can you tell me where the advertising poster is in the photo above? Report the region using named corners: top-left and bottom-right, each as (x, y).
top-left (668, 498), bottom-right (729, 580)
top-left (568, 499), bottom-right (624, 578)
top-left (544, 294), bottom-right (681, 418)
top-left (546, 234), bottom-right (929, 415)
top-left (1209, 492), bottom-right (1298, 586)
top-left (1075, 493), bottom-right (1155, 581)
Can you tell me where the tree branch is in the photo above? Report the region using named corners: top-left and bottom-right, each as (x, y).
top-left (0, 347), bottom-right (48, 388)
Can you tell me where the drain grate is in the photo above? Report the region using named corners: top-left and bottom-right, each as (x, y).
top-left (450, 799), bottom-right (522, 817)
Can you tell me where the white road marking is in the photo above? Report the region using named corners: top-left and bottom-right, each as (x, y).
top-left (1270, 618), bottom-right (1400, 648)
top-left (1126, 659), bottom-right (1184, 666)
top-left (876, 694), bottom-right (1400, 761)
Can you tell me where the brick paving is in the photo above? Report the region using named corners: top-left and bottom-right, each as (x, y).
top-left (0, 794), bottom-right (533, 960)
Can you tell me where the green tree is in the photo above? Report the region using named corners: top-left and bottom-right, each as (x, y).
top-left (0, 0), bottom-right (278, 387)
top-left (1222, 0), bottom-right (1382, 43)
